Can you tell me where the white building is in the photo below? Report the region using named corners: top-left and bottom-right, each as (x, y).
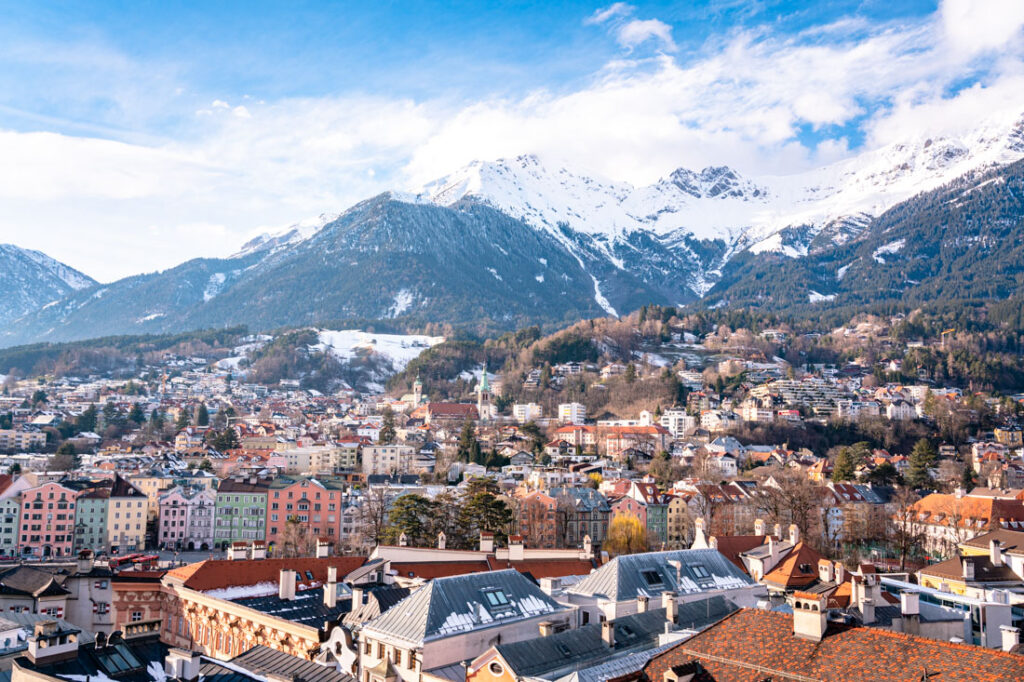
top-left (660, 409), bottom-right (696, 438)
top-left (558, 402), bottom-right (587, 425)
top-left (512, 403), bottom-right (543, 423)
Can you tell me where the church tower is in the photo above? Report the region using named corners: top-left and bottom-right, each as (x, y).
top-left (476, 362), bottom-right (492, 421)
top-left (413, 375), bottom-right (423, 406)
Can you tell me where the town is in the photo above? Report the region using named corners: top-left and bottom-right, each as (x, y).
top-left (0, 309), bottom-right (1020, 681)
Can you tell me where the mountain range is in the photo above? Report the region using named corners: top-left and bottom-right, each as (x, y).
top-left (2, 109), bottom-right (1023, 347)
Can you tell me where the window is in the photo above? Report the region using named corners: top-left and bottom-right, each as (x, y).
top-left (131, 611), bottom-right (142, 622)
top-left (641, 570), bottom-right (663, 586)
top-left (489, 663), bottom-right (504, 676)
top-left (689, 564), bottom-right (710, 579)
top-left (483, 589), bottom-right (509, 607)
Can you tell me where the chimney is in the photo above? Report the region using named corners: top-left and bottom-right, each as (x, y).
top-left (767, 535), bottom-right (777, 565)
top-left (900, 591), bottom-right (919, 616)
top-left (900, 592), bottom-right (920, 635)
top-left (250, 541), bottom-right (266, 560)
top-left (316, 538), bottom-right (332, 558)
top-left (661, 592), bottom-right (678, 624)
top-left (227, 543), bottom-right (247, 560)
top-left (637, 595), bottom-right (649, 613)
top-left (27, 621), bottom-right (79, 665)
top-left (789, 524), bottom-right (800, 546)
top-left (479, 532), bottom-right (494, 553)
top-left (324, 566), bottom-right (338, 608)
top-left (834, 562), bottom-right (845, 584)
top-left (540, 577), bottom-right (561, 595)
top-left (77, 550), bottom-right (95, 574)
top-left (601, 620), bottom-right (615, 648)
top-left (279, 569), bottom-right (296, 601)
top-left (962, 557), bottom-right (975, 581)
top-left (165, 648), bottom-right (202, 682)
top-left (860, 597), bottom-right (875, 625)
top-left (818, 560), bottom-right (834, 583)
top-left (508, 535), bottom-right (525, 561)
top-left (398, 532), bottom-right (409, 547)
top-left (351, 586), bottom-right (365, 607)
top-left (583, 534), bottom-right (593, 558)
top-left (753, 518), bottom-right (766, 536)
top-left (538, 621), bottom-right (554, 637)
top-left (792, 592), bottom-right (827, 642)
top-left (1001, 625), bottom-right (1021, 653)
top-left (437, 532), bottom-right (446, 550)
top-left (990, 539), bottom-right (1003, 566)
top-left (773, 523), bottom-right (782, 538)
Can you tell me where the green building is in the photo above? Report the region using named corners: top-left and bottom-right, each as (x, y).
top-left (213, 475), bottom-right (272, 549)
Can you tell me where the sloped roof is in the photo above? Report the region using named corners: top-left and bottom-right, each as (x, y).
top-left (166, 556), bottom-right (366, 592)
top-left (200, 645), bottom-right (354, 682)
top-left (640, 608), bottom-right (1024, 681)
top-left (762, 542), bottom-right (825, 589)
top-left (363, 569), bottom-right (568, 644)
top-left (567, 549), bottom-right (754, 601)
top-left (709, 535), bottom-right (767, 571)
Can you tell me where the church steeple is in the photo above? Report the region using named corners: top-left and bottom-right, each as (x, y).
top-left (476, 362), bottom-right (492, 421)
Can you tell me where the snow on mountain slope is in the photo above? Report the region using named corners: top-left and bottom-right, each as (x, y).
top-left (413, 111), bottom-right (1024, 258)
top-left (10, 245), bottom-right (95, 291)
top-left (314, 330), bottom-right (444, 370)
top-left (233, 212), bottom-right (341, 258)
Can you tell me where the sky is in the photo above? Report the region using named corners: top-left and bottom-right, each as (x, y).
top-left (1, 0), bottom-right (1023, 281)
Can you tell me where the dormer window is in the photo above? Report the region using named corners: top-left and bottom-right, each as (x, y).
top-left (641, 570), bottom-right (663, 587)
top-left (483, 589), bottom-right (510, 607)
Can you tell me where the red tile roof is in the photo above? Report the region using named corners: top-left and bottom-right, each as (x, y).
top-left (642, 608), bottom-right (1024, 681)
top-left (762, 542), bottom-right (824, 589)
top-left (166, 556), bottom-right (367, 592)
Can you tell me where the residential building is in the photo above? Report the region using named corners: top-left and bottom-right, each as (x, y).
top-left (72, 487), bottom-right (109, 554)
top-left (361, 445), bottom-right (415, 476)
top-left (0, 430), bottom-right (47, 452)
top-left (213, 475), bottom-right (272, 549)
top-left (266, 476), bottom-right (347, 547)
top-left (512, 403), bottom-right (543, 423)
top-left (159, 486), bottom-right (216, 551)
top-left (558, 403), bottom-right (587, 425)
top-left (358, 569), bottom-right (572, 682)
top-left (0, 475), bottom-right (30, 556)
top-left (634, 602), bottom-right (1024, 681)
top-left (563, 549), bottom-right (764, 623)
top-left (659, 409), bottom-right (695, 438)
top-left (106, 475), bottom-right (147, 554)
top-left (19, 481), bottom-right (80, 558)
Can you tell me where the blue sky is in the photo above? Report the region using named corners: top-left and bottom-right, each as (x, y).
top-left (0, 0), bottom-right (1022, 279)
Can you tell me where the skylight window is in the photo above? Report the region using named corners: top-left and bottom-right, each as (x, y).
top-left (641, 570), bottom-right (663, 586)
top-left (689, 564), bottom-right (710, 579)
top-left (484, 589), bottom-right (510, 607)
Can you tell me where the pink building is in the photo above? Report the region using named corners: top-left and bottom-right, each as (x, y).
top-left (19, 481), bottom-right (80, 558)
top-left (159, 486), bottom-right (216, 551)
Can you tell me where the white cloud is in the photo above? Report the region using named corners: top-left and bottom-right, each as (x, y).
top-left (1, 4), bottom-right (1023, 281)
top-left (940, 0), bottom-right (1024, 55)
top-left (616, 19), bottom-right (677, 52)
top-left (585, 3), bottom-right (634, 26)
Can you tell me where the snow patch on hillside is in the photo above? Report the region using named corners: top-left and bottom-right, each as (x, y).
top-left (315, 330), bottom-right (444, 370)
top-left (872, 239), bottom-right (906, 264)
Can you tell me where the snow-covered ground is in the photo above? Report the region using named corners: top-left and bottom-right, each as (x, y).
top-left (315, 330), bottom-right (444, 370)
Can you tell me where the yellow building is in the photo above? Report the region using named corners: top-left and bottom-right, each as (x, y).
top-left (130, 473), bottom-right (176, 520)
top-left (107, 475), bottom-right (148, 554)
top-left (995, 427), bottom-right (1023, 448)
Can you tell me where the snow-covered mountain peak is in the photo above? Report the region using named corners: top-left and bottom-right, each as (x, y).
top-left (665, 165), bottom-right (766, 200)
top-left (0, 244), bottom-right (95, 291)
top-left (233, 212), bottom-right (340, 259)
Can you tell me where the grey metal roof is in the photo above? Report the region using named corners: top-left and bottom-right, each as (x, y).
top-left (555, 641), bottom-right (679, 682)
top-left (363, 569), bottom-right (568, 644)
top-left (232, 589), bottom-right (352, 628)
top-left (200, 646), bottom-right (354, 682)
top-left (567, 549), bottom-right (754, 601)
top-left (495, 608), bottom-right (669, 678)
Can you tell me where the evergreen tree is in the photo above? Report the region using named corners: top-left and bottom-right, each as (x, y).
top-left (378, 407), bottom-right (396, 444)
top-left (457, 418), bottom-right (478, 462)
top-left (150, 408), bottom-right (164, 429)
top-left (76, 404), bottom-right (98, 433)
top-left (624, 363), bottom-right (637, 384)
top-left (381, 494), bottom-right (437, 546)
top-left (196, 403), bottom-right (210, 426)
top-left (906, 438), bottom-right (937, 489)
top-left (210, 428), bottom-right (240, 451)
top-left (175, 409), bottom-right (190, 429)
top-left (128, 403), bottom-right (146, 425)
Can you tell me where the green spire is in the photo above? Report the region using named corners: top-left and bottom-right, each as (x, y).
top-left (479, 362), bottom-right (490, 392)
